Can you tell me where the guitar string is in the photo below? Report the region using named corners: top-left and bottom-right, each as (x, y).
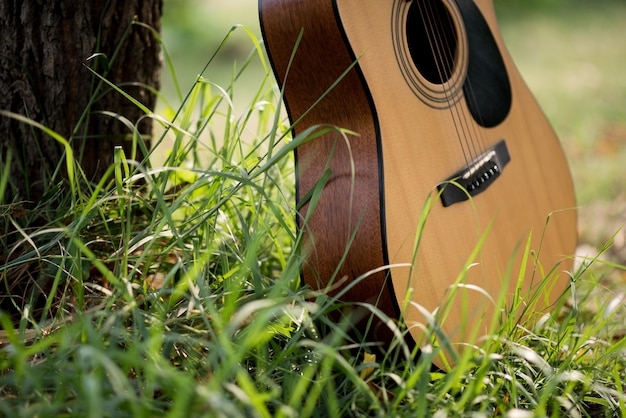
top-left (424, 0), bottom-right (479, 163)
top-left (429, 0), bottom-right (486, 163)
top-left (418, 0), bottom-right (486, 167)
top-left (441, 0), bottom-right (490, 159)
top-left (415, 0), bottom-right (471, 168)
top-left (455, 10), bottom-right (491, 158)
top-left (431, 0), bottom-right (489, 160)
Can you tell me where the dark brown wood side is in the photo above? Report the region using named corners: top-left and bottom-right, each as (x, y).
top-left (259, 0), bottom-right (402, 344)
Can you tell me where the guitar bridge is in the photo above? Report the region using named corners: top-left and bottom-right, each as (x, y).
top-left (438, 139), bottom-right (510, 207)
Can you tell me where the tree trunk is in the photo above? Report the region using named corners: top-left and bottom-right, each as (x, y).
top-left (0, 0), bottom-right (163, 203)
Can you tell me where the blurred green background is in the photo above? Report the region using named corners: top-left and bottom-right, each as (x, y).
top-left (159, 0), bottom-right (626, 261)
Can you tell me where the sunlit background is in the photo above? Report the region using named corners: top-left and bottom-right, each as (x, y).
top-left (158, 0), bottom-right (626, 266)
top-left (159, 0), bottom-right (263, 108)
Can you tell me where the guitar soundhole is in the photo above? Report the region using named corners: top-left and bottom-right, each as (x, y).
top-left (406, 0), bottom-right (458, 85)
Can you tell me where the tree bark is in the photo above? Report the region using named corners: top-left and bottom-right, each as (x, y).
top-left (0, 0), bottom-right (162, 203)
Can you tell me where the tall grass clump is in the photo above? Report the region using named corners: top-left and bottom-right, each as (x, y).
top-left (1, 25), bottom-right (625, 417)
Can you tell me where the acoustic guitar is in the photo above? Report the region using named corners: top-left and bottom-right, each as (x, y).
top-left (259, 0), bottom-right (577, 366)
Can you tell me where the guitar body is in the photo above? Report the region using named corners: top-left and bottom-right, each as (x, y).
top-left (259, 0), bottom-right (577, 364)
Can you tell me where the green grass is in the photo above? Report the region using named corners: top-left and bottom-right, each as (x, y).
top-left (1, 7), bottom-right (626, 418)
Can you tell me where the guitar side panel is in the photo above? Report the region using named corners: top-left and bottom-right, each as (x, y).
top-left (259, 0), bottom-right (401, 341)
